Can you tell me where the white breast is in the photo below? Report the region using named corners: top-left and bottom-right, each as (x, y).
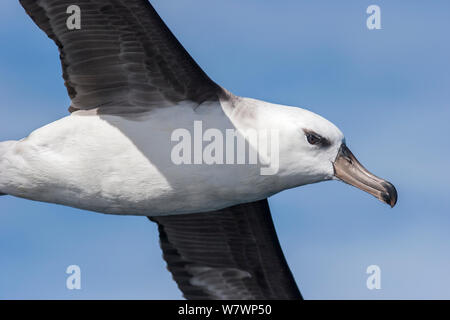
top-left (0, 102), bottom-right (276, 216)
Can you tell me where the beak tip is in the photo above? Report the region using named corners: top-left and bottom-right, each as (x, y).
top-left (382, 181), bottom-right (398, 208)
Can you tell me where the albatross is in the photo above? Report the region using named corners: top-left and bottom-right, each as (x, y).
top-left (1, 0), bottom-right (397, 299)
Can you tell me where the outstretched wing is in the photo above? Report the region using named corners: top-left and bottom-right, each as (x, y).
top-left (149, 199), bottom-right (302, 300)
top-left (19, 0), bottom-right (222, 114)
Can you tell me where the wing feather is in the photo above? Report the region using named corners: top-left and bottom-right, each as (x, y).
top-left (149, 199), bottom-right (303, 300)
top-left (20, 0), bottom-right (222, 114)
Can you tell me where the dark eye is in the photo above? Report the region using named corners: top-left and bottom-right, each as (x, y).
top-left (306, 133), bottom-right (322, 145)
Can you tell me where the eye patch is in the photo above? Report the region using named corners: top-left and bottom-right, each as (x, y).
top-left (303, 129), bottom-right (331, 147)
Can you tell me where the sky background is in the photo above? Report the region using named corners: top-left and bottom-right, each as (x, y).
top-left (1, 0), bottom-right (449, 299)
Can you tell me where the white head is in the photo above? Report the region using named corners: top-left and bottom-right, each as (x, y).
top-left (272, 106), bottom-right (343, 184)
top-left (249, 100), bottom-right (397, 207)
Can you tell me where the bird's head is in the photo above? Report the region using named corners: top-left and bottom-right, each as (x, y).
top-left (272, 105), bottom-right (397, 207)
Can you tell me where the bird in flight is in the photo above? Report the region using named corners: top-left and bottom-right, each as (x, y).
top-left (0, 0), bottom-right (397, 299)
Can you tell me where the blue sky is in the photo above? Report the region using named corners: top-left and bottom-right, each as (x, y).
top-left (1, 0), bottom-right (450, 299)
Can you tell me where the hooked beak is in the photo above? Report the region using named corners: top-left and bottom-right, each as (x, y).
top-left (333, 144), bottom-right (397, 207)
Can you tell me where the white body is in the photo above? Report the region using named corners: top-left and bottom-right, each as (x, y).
top-left (0, 97), bottom-right (343, 216)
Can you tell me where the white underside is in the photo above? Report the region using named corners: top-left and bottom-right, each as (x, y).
top-left (0, 101), bottom-right (279, 216)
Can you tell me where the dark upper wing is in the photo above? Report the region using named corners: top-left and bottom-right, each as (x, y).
top-left (19, 0), bottom-right (222, 114)
top-left (149, 199), bottom-right (302, 300)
